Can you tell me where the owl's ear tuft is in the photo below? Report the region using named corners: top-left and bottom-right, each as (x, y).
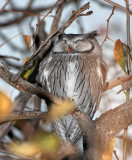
top-left (86, 30), bottom-right (99, 39)
top-left (58, 34), bottom-right (65, 40)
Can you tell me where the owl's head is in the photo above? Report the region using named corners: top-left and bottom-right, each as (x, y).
top-left (53, 31), bottom-right (102, 55)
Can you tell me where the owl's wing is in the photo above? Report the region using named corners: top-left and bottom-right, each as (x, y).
top-left (37, 56), bottom-right (51, 90)
top-left (100, 59), bottom-right (107, 89)
top-left (80, 56), bottom-right (107, 118)
top-left (91, 58), bottom-right (107, 117)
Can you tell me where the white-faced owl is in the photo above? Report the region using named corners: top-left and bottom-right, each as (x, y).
top-left (37, 31), bottom-right (107, 144)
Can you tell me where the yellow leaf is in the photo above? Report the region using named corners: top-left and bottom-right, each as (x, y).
top-left (23, 35), bottom-right (31, 51)
top-left (0, 91), bottom-right (13, 114)
top-left (38, 132), bottom-right (60, 153)
top-left (48, 99), bottom-right (75, 120)
top-left (9, 142), bottom-right (40, 157)
top-left (8, 132), bottom-right (61, 157)
top-left (21, 57), bottom-right (37, 80)
top-left (114, 39), bottom-right (127, 74)
top-left (102, 138), bottom-right (115, 160)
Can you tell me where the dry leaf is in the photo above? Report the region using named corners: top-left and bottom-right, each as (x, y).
top-left (8, 132), bottom-right (60, 157)
top-left (9, 142), bottom-right (40, 157)
top-left (38, 132), bottom-right (60, 153)
top-left (21, 57), bottom-right (37, 80)
top-left (23, 35), bottom-right (31, 51)
top-left (114, 39), bottom-right (127, 74)
top-left (48, 99), bottom-right (75, 120)
top-left (0, 91), bottom-right (13, 114)
top-left (22, 57), bottom-right (30, 66)
top-left (102, 138), bottom-right (115, 160)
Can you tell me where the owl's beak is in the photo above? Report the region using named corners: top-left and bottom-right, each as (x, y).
top-left (67, 46), bottom-right (73, 53)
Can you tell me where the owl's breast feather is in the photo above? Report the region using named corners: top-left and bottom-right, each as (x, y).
top-left (65, 61), bottom-right (78, 99)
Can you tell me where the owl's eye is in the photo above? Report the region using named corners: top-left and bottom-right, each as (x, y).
top-left (74, 39), bottom-right (83, 44)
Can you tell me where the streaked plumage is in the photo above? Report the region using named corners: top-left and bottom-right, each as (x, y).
top-left (37, 31), bottom-right (107, 143)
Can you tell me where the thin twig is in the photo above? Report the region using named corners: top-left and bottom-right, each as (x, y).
top-left (0, 5), bottom-right (55, 27)
top-left (0, 55), bottom-right (20, 61)
top-left (0, 32), bottom-right (22, 48)
top-left (0, 0), bottom-right (11, 13)
top-left (113, 150), bottom-right (119, 160)
top-left (4, 9), bottom-right (44, 16)
top-left (123, 128), bottom-right (128, 160)
top-left (101, 6), bottom-right (115, 47)
top-left (32, 0), bottom-right (60, 50)
top-left (104, 0), bottom-right (132, 15)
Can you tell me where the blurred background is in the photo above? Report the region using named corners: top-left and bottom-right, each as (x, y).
top-left (0, 0), bottom-right (132, 159)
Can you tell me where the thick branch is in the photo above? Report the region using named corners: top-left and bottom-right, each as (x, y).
top-left (73, 100), bottom-right (132, 159)
top-left (0, 63), bottom-right (58, 104)
top-left (0, 110), bottom-right (47, 123)
top-left (95, 100), bottom-right (132, 154)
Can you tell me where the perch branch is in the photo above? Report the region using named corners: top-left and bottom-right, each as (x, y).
top-left (0, 63), bottom-right (58, 104)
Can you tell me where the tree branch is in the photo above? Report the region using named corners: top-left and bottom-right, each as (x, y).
top-left (105, 73), bottom-right (132, 91)
top-left (103, 0), bottom-right (132, 15)
top-left (0, 63), bottom-right (58, 104)
top-left (101, 6), bottom-right (115, 47)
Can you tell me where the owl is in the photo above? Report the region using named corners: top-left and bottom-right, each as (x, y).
top-left (37, 31), bottom-right (107, 144)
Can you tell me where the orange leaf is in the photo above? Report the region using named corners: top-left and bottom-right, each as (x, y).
top-left (114, 39), bottom-right (127, 74)
top-left (23, 35), bottom-right (31, 51)
top-left (0, 91), bottom-right (13, 114)
top-left (22, 57), bottom-right (30, 66)
top-left (102, 138), bottom-right (115, 160)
